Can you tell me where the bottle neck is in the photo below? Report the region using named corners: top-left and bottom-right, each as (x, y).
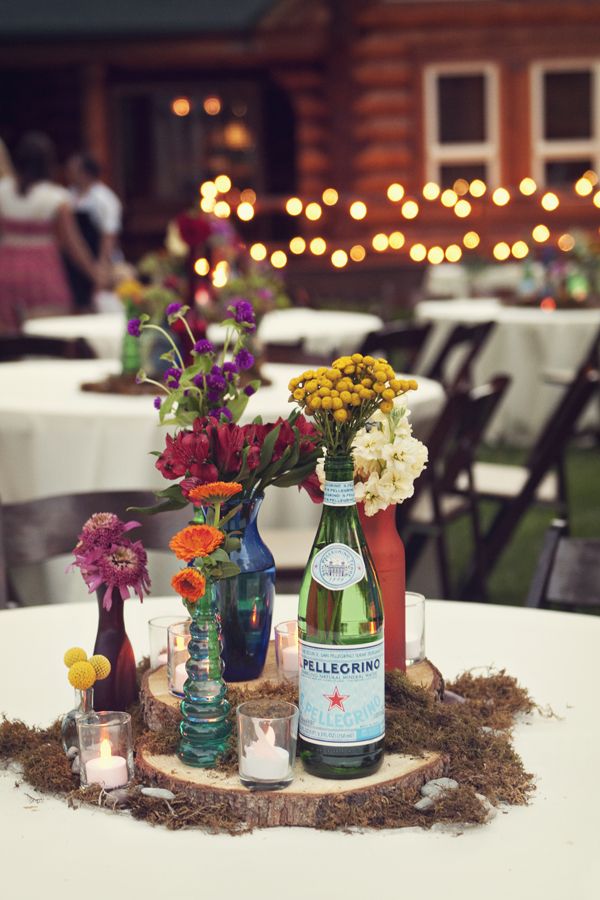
top-left (323, 454), bottom-right (355, 508)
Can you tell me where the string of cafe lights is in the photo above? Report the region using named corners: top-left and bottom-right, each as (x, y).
top-left (195, 170), bottom-right (600, 278)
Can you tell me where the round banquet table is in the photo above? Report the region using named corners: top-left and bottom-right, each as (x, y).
top-left (24, 308), bottom-right (383, 360)
top-left (0, 595), bottom-right (597, 900)
top-left (415, 299), bottom-right (600, 445)
top-left (0, 358), bottom-right (443, 603)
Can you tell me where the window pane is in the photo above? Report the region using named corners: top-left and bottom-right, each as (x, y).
top-left (440, 163), bottom-right (487, 188)
top-left (544, 71), bottom-right (592, 140)
top-left (438, 75), bottom-right (486, 144)
top-left (545, 159), bottom-right (592, 186)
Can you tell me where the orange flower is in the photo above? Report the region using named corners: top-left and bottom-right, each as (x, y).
top-left (189, 481), bottom-right (243, 504)
top-left (171, 567), bottom-right (206, 603)
top-left (169, 525), bottom-right (224, 561)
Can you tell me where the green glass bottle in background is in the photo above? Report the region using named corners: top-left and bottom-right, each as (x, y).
top-left (298, 454), bottom-right (385, 779)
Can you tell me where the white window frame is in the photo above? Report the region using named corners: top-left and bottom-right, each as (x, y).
top-left (424, 63), bottom-right (500, 185)
top-left (531, 60), bottom-right (600, 185)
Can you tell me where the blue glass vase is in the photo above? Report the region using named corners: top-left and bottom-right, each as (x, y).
top-left (216, 495), bottom-right (275, 682)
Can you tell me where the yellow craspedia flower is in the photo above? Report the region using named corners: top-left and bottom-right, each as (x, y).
top-left (382, 388), bottom-right (395, 401)
top-left (68, 660), bottom-right (97, 690)
top-left (380, 401), bottom-right (394, 414)
top-left (89, 654), bottom-right (111, 680)
top-left (64, 647), bottom-right (87, 668)
top-left (321, 396), bottom-right (333, 409)
top-left (333, 408), bottom-right (349, 423)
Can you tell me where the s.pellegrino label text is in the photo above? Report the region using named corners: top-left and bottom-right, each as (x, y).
top-left (299, 639), bottom-right (385, 746)
top-left (323, 479), bottom-right (356, 507)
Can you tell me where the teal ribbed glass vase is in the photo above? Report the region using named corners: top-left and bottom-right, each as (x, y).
top-left (178, 576), bottom-right (232, 767)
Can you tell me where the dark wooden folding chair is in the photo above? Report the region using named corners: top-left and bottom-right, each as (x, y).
top-left (262, 340), bottom-right (331, 366)
top-left (460, 366), bottom-right (600, 599)
top-left (422, 321), bottom-right (495, 393)
top-left (0, 334), bottom-right (96, 362)
top-left (0, 491), bottom-right (189, 608)
top-left (359, 321), bottom-right (432, 373)
top-left (526, 518), bottom-right (600, 610)
top-left (397, 375), bottom-right (511, 599)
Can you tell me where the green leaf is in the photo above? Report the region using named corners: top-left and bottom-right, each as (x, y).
top-left (226, 390), bottom-right (251, 423)
top-left (259, 424), bottom-right (281, 470)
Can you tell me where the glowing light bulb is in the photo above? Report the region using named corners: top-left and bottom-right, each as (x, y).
top-left (203, 96), bottom-right (221, 116)
top-left (250, 242), bottom-right (267, 261)
top-left (454, 199), bottom-right (472, 218)
top-left (492, 187), bottom-right (510, 206)
top-left (289, 236), bottom-right (306, 254)
top-left (331, 249), bottom-right (348, 268)
top-left (469, 179), bottom-right (487, 198)
top-left (194, 258), bottom-right (210, 276)
top-left (532, 224), bottom-right (550, 243)
top-left (285, 197), bottom-right (303, 216)
top-left (463, 231), bottom-right (480, 249)
top-left (402, 200), bottom-right (419, 219)
top-left (427, 246), bottom-right (445, 265)
top-left (200, 197), bottom-right (215, 213)
top-left (236, 202), bottom-right (254, 221)
top-left (213, 200), bottom-right (230, 218)
top-left (372, 233), bottom-right (389, 252)
top-left (511, 240), bottom-right (529, 259)
top-left (409, 243), bottom-right (427, 262)
top-left (519, 177), bottom-right (537, 196)
top-left (445, 244), bottom-right (463, 262)
top-left (171, 97), bottom-right (191, 117)
top-left (212, 261), bottom-right (229, 287)
top-left (387, 183), bottom-right (404, 202)
top-left (441, 189), bottom-right (458, 208)
top-left (584, 170), bottom-right (598, 186)
top-left (350, 244), bottom-right (366, 262)
top-left (594, 192), bottom-right (600, 209)
top-left (575, 177), bottom-right (593, 197)
top-left (350, 201), bottom-right (367, 220)
top-left (215, 174), bottom-right (232, 194)
top-left (270, 250), bottom-right (287, 269)
top-left (305, 202), bottom-right (322, 221)
top-left (309, 237), bottom-right (327, 256)
top-left (422, 182), bottom-right (440, 201)
top-left (389, 231), bottom-right (405, 249)
top-left (200, 180), bottom-right (217, 198)
top-left (322, 188), bottom-right (339, 206)
top-left (558, 233), bottom-right (575, 252)
top-left (541, 192), bottom-right (559, 211)
top-left (453, 178), bottom-right (469, 196)
top-left (493, 241), bottom-right (510, 261)
top-left (240, 188), bottom-right (256, 204)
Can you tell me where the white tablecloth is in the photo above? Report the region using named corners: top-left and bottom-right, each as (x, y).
top-left (24, 308), bottom-right (383, 360)
top-left (0, 595), bottom-right (597, 900)
top-left (0, 359), bottom-right (443, 603)
top-left (416, 299), bottom-right (600, 445)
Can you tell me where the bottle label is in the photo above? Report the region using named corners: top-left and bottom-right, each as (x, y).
top-left (311, 542), bottom-right (365, 590)
top-left (323, 480), bottom-right (356, 507)
top-left (299, 638), bottom-right (385, 746)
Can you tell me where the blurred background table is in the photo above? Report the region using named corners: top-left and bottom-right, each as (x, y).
top-left (0, 595), bottom-right (597, 900)
top-left (0, 358), bottom-right (443, 603)
top-left (415, 299), bottom-right (600, 445)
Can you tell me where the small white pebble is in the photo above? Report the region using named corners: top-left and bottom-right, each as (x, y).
top-left (414, 796), bottom-right (435, 811)
top-left (141, 787), bottom-right (176, 800)
top-left (421, 777), bottom-right (459, 799)
top-left (66, 746), bottom-right (79, 760)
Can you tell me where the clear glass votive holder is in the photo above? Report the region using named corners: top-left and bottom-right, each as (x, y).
top-left (168, 620), bottom-right (191, 697)
top-left (77, 711), bottom-right (134, 790)
top-left (237, 700), bottom-right (298, 791)
top-left (406, 591), bottom-right (426, 666)
top-left (148, 615), bottom-right (189, 670)
top-left (274, 620), bottom-right (299, 682)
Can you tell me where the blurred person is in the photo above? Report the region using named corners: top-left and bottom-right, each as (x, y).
top-left (0, 138), bottom-right (13, 178)
top-left (66, 152), bottom-right (122, 311)
top-left (0, 132), bottom-right (99, 331)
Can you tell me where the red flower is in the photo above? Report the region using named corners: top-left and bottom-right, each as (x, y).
top-left (214, 422), bottom-right (246, 474)
top-left (155, 427), bottom-right (212, 480)
top-left (300, 472), bottom-right (323, 504)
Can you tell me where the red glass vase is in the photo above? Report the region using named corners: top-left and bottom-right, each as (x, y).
top-left (93, 589), bottom-right (138, 711)
top-left (358, 503), bottom-right (406, 672)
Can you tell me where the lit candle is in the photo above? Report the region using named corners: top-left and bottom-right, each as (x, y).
top-left (84, 738), bottom-right (128, 789)
top-left (281, 645), bottom-right (299, 674)
top-left (156, 649), bottom-right (168, 668)
top-left (406, 638), bottom-right (422, 661)
top-left (173, 661), bottom-right (188, 694)
top-left (241, 725), bottom-right (290, 782)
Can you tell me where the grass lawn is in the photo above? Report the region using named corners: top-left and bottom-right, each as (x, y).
top-left (446, 444), bottom-right (600, 606)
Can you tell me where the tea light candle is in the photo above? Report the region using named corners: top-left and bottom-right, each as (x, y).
top-left (156, 650), bottom-right (168, 668)
top-left (406, 638), bottom-right (422, 661)
top-left (84, 739), bottom-right (128, 789)
top-left (242, 725), bottom-right (290, 781)
top-left (174, 661), bottom-right (188, 694)
top-left (281, 645), bottom-right (299, 674)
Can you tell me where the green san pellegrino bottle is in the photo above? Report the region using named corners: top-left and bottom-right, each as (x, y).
top-left (298, 453), bottom-right (385, 779)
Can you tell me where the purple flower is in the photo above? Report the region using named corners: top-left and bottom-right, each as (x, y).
top-left (166, 302), bottom-right (183, 317)
top-left (212, 407), bottom-right (233, 421)
top-left (192, 373), bottom-right (206, 387)
top-left (207, 389), bottom-right (223, 404)
top-left (77, 513), bottom-right (140, 551)
top-left (222, 361), bottom-right (239, 381)
top-left (164, 366), bottom-right (182, 388)
top-left (244, 384), bottom-right (256, 396)
top-left (127, 318), bottom-right (141, 337)
top-left (230, 298), bottom-right (256, 331)
top-left (153, 396), bottom-right (162, 410)
top-left (207, 373), bottom-right (227, 392)
top-left (235, 349), bottom-right (255, 371)
top-left (194, 339), bottom-right (215, 355)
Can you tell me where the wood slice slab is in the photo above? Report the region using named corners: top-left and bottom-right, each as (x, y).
top-left (140, 645), bottom-right (444, 733)
top-left (136, 748), bottom-right (446, 829)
